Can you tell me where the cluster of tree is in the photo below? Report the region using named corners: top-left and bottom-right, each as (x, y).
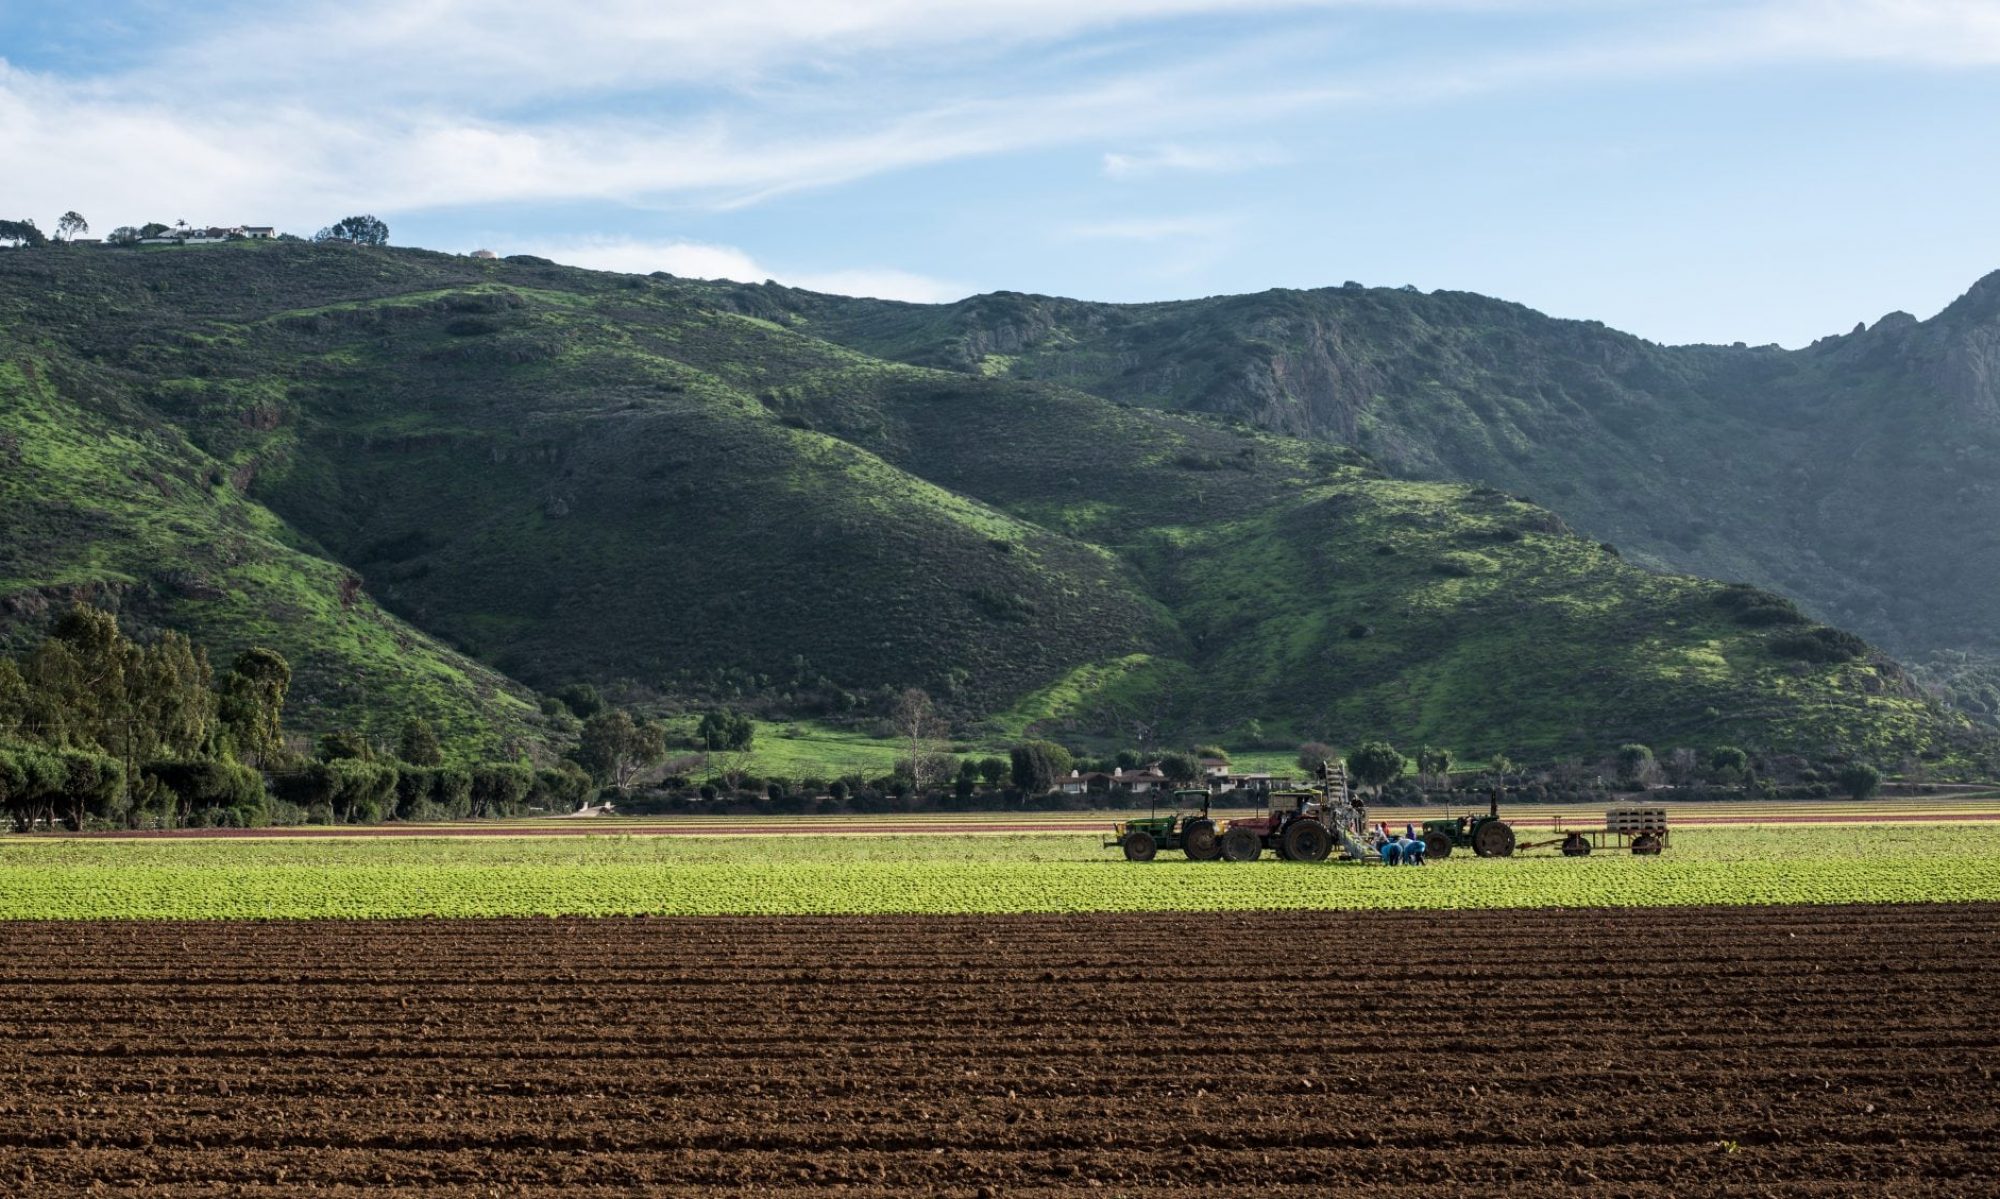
top-left (0, 606), bottom-right (291, 829)
top-left (0, 218), bottom-right (47, 248)
top-left (313, 215), bottom-right (390, 246)
top-left (0, 605), bottom-right (596, 830)
top-left (267, 755), bottom-right (590, 826)
top-left (696, 709), bottom-right (755, 752)
top-left (1, 213), bottom-right (98, 245)
top-left (0, 745), bottom-right (125, 833)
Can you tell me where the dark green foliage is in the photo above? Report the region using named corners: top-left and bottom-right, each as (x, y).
top-left (282, 758), bottom-right (398, 824)
top-left (555, 684), bottom-right (605, 719)
top-left (1837, 761), bottom-right (1882, 800)
top-left (434, 766), bottom-right (473, 817)
top-left (397, 717), bottom-right (444, 767)
top-left (1346, 741), bottom-right (1406, 791)
top-left (469, 763), bottom-right (533, 817)
top-left (0, 743), bottom-right (89, 831)
top-left (394, 766), bottom-right (439, 820)
top-left (1416, 744), bottom-right (1454, 780)
top-left (0, 219), bottom-right (46, 248)
top-left (697, 709), bottom-right (755, 751)
top-left (1770, 627), bottom-right (1870, 664)
top-left (217, 648), bottom-right (291, 766)
top-left (1615, 743), bottom-right (1655, 787)
top-left (573, 711), bottom-right (665, 788)
top-left (1709, 746), bottom-right (1750, 780)
top-left (1713, 584), bottom-right (1809, 628)
top-left (313, 215), bottom-right (389, 246)
top-left (1009, 740), bottom-right (1073, 794)
top-left (144, 759), bottom-right (262, 828)
top-left (317, 730), bottom-right (371, 762)
top-left (1156, 751), bottom-right (1201, 785)
top-left (533, 761), bottom-right (593, 811)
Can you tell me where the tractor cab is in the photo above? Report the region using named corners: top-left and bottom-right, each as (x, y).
top-left (1419, 793), bottom-right (1516, 859)
top-left (1108, 788), bottom-right (1216, 861)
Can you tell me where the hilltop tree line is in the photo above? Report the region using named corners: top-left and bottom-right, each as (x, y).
top-left (0, 213), bottom-right (392, 248)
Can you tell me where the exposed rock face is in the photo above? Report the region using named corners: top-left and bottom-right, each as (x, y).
top-left (1929, 272), bottom-right (2000, 420)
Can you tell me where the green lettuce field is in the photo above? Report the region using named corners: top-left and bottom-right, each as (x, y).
top-left (2, 826), bottom-right (1995, 919)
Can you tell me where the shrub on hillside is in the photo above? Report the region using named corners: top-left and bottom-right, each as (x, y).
top-left (1770, 626), bottom-right (1868, 664)
top-left (1837, 762), bottom-right (1882, 800)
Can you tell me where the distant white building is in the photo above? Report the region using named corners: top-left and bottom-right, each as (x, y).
top-left (137, 224), bottom-right (274, 245)
top-left (471, 249), bottom-right (498, 259)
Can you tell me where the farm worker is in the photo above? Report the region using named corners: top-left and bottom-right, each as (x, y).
top-left (1403, 836), bottom-right (1426, 866)
top-left (1381, 838), bottom-right (1403, 867)
top-left (1405, 823), bottom-right (1416, 840)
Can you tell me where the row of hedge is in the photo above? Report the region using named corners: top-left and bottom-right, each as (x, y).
top-left (0, 743), bottom-right (127, 832)
top-left (267, 761), bottom-right (593, 826)
top-left (3, 746), bottom-right (597, 831)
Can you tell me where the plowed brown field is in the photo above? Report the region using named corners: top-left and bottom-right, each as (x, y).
top-left (2, 905), bottom-right (1996, 1196)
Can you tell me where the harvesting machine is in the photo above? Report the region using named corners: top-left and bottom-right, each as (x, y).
top-left (1108, 762), bottom-right (1372, 863)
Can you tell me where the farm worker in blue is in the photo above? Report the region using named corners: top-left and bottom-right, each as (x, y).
top-left (1380, 837), bottom-right (1403, 866)
top-left (1403, 835), bottom-right (1426, 866)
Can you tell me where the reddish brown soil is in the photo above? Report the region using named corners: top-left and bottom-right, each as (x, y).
top-left (1, 905), bottom-right (1996, 1196)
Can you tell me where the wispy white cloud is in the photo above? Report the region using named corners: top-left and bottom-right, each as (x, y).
top-left (504, 235), bottom-right (967, 302)
top-left (1101, 142), bottom-right (1291, 178)
top-left (2, 0), bottom-right (1997, 242)
top-left (1063, 215), bottom-right (1233, 240)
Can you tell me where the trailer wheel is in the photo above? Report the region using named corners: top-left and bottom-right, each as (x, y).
top-left (1182, 819), bottom-right (1221, 861)
top-left (1561, 833), bottom-right (1592, 857)
top-left (1282, 820), bottom-right (1332, 863)
top-left (1220, 827), bottom-right (1261, 862)
top-left (1473, 820), bottom-right (1516, 858)
top-left (1423, 831), bottom-right (1454, 860)
top-left (1631, 833), bottom-right (1662, 856)
top-left (1122, 830), bottom-right (1158, 862)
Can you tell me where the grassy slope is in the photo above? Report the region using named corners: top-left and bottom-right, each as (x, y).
top-left (758, 277), bottom-right (2000, 671)
top-left (0, 243), bottom-right (1986, 768)
top-left (0, 351), bottom-right (545, 757)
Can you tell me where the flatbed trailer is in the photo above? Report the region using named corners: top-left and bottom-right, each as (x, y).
top-left (1514, 805), bottom-right (1669, 856)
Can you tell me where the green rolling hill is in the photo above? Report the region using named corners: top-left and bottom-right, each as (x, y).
top-left (753, 276), bottom-right (2000, 689)
top-left (0, 241), bottom-right (1988, 767)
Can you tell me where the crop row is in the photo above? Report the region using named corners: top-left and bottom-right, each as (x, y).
top-left (1, 826), bottom-right (1997, 918)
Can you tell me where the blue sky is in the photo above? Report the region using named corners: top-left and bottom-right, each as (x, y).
top-left (3, 0), bottom-right (1997, 345)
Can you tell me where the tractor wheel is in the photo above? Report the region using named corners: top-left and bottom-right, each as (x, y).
top-left (1423, 831), bottom-right (1454, 860)
top-left (1122, 830), bottom-right (1158, 862)
top-left (1561, 833), bottom-right (1592, 857)
top-left (1282, 820), bottom-right (1333, 863)
top-left (1182, 819), bottom-right (1221, 861)
top-left (1473, 820), bottom-right (1516, 858)
top-left (1220, 827), bottom-right (1261, 862)
top-left (1631, 833), bottom-right (1662, 856)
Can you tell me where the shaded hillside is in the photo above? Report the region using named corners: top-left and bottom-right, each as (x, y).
top-left (752, 274), bottom-right (2000, 673)
top-left (0, 242), bottom-right (1986, 765)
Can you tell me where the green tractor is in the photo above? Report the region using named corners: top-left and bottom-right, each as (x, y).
top-left (1419, 794), bottom-right (1517, 859)
top-left (1106, 789), bottom-right (1228, 861)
